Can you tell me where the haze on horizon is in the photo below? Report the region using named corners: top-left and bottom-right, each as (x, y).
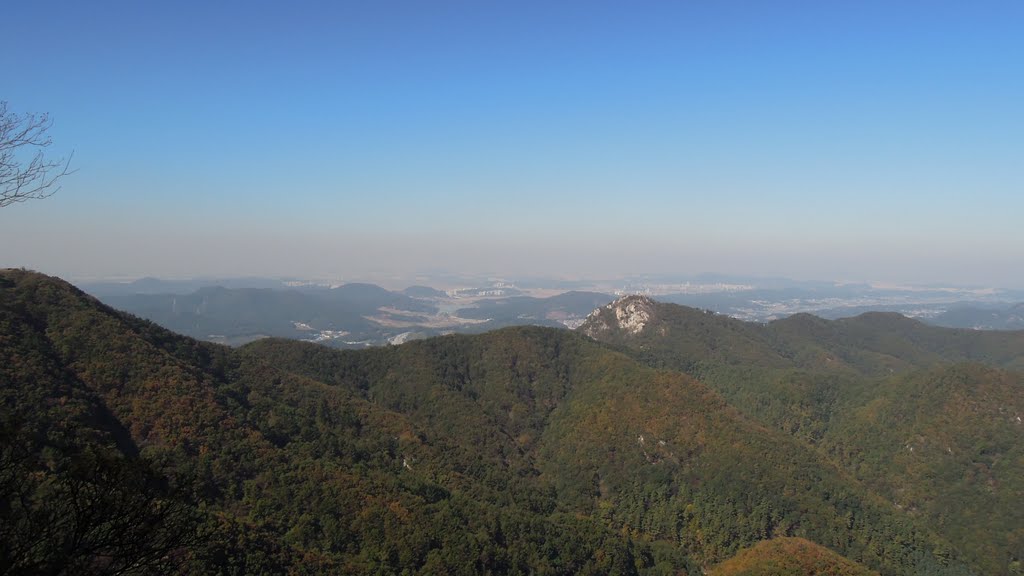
top-left (1, 2), bottom-right (1022, 288)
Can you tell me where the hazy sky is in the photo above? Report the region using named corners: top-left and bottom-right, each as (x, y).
top-left (2, 1), bottom-right (1022, 286)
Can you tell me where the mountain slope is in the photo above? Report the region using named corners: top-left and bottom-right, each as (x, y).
top-left (246, 334), bottom-right (976, 574)
top-left (580, 295), bottom-right (792, 371)
top-left (5, 270), bottom-right (668, 573)
top-left (0, 271), bottom-right (979, 574)
top-left (823, 364), bottom-right (1024, 573)
top-left (581, 295), bottom-right (1024, 575)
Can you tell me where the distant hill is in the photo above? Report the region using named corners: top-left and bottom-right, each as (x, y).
top-left (710, 537), bottom-right (879, 576)
top-left (929, 303), bottom-right (1024, 330)
top-left (580, 295), bottom-right (1024, 575)
top-left (320, 282), bottom-right (435, 313)
top-left (80, 276), bottom-right (291, 296)
top-left (89, 283), bottom-right (613, 347)
top-left (100, 285), bottom-right (380, 344)
top-left (1, 270), bottom-right (976, 575)
top-left (402, 285), bottom-right (448, 298)
top-left (94, 282), bottom-right (440, 346)
top-left (454, 290), bottom-right (613, 329)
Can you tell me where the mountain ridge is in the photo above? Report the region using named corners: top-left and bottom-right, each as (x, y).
top-left (1, 269), bottom-right (982, 574)
top-left (579, 294), bottom-right (1024, 574)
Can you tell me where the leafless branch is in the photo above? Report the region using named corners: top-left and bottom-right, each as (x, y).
top-left (0, 101), bottom-right (75, 208)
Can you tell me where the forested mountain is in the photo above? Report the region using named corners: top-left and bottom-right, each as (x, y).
top-left (581, 295), bottom-right (1024, 575)
top-left (0, 270), bottom-right (987, 575)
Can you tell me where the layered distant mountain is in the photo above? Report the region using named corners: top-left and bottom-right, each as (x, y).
top-left (401, 285), bottom-right (449, 298)
top-left (87, 281), bottom-right (613, 347)
top-left (82, 277), bottom-right (1024, 355)
top-left (99, 285), bottom-right (380, 345)
top-left (929, 303), bottom-right (1024, 330)
top-left (79, 275), bottom-right (293, 295)
top-left (452, 291), bottom-right (613, 329)
top-left (5, 270), bottom-right (1010, 574)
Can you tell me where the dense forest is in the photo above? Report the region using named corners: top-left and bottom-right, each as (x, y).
top-left (2, 271), bottom-right (1021, 574)
top-left (583, 296), bottom-right (1024, 575)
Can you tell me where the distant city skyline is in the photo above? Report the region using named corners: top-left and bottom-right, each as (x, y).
top-left (2, 1), bottom-right (1022, 287)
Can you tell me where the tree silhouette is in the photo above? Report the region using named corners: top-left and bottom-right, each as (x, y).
top-left (0, 101), bottom-right (73, 208)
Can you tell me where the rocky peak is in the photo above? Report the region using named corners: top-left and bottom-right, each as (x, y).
top-left (580, 294), bottom-right (657, 337)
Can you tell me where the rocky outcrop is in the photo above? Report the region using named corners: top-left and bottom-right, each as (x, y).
top-left (580, 294), bottom-right (656, 337)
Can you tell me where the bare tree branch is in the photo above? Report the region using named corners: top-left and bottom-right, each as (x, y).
top-left (0, 101), bottom-right (75, 208)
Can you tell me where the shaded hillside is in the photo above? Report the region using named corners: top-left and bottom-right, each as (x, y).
top-left (2, 270), bottom-right (649, 573)
top-left (1, 270), bottom-right (975, 575)
top-left (581, 296), bottom-right (1024, 575)
top-left (242, 334), bottom-right (971, 575)
top-left (248, 334), bottom-right (972, 574)
top-left (710, 537), bottom-right (879, 576)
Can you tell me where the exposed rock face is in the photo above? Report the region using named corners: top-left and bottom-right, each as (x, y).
top-left (581, 295), bottom-right (656, 337)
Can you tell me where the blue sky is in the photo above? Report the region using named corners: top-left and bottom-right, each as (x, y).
top-left (1, 1), bottom-right (1022, 285)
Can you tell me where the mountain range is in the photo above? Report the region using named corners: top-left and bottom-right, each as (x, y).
top-left (582, 295), bottom-right (1024, 575)
top-left (79, 277), bottom-right (1024, 352)
top-left (2, 270), bottom-right (1022, 574)
top-left (88, 281), bottom-right (613, 347)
